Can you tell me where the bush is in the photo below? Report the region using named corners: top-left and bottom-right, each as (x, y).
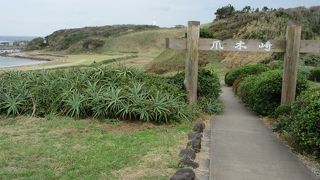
top-left (200, 28), bottom-right (214, 38)
top-left (225, 64), bottom-right (270, 86)
top-left (298, 65), bottom-right (311, 79)
top-left (82, 38), bottom-right (105, 50)
top-left (0, 67), bottom-right (193, 123)
top-left (167, 68), bottom-right (222, 114)
top-left (302, 54), bottom-right (320, 67)
top-left (273, 89), bottom-right (320, 155)
top-left (309, 68), bottom-right (320, 82)
top-left (199, 98), bottom-right (224, 115)
top-left (25, 37), bottom-right (47, 50)
top-left (168, 68), bottom-right (221, 99)
top-left (237, 70), bottom-right (309, 116)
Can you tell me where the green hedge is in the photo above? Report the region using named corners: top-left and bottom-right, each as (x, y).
top-left (224, 64), bottom-right (270, 86)
top-left (309, 68), bottom-right (320, 82)
top-left (273, 89), bottom-right (320, 156)
top-left (302, 54), bottom-right (320, 67)
top-left (168, 68), bottom-right (221, 99)
top-left (168, 68), bottom-right (222, 114)
top-left (237, 70), bottom-right (309, 116)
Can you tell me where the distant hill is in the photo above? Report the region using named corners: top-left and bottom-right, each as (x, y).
top-left (208, 5), bottom-right (320, 40)
top-left (26, 25), bottom-right (185, 53)
top-left (149, 5), bottom-right (320, 71)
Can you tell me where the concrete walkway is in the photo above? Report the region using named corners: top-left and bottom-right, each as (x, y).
top-left (210, 86), bottom-right (317, 180)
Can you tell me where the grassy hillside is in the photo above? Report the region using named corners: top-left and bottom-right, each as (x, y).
top-left (146, 50), bottom-right (223, 74)
top-left (27, 25), bottom-right (185, 55)
top-left (98, 29), bottom-right (185, 55)
top-left (209, 6), bottom-right (320, 40)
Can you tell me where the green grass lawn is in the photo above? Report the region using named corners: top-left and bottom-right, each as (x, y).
top-left (0, 116), bottom-right (191, 179)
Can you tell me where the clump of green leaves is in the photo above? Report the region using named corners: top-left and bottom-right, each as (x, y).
top-left (273, 89), bottom-right (320, 156)
top-left (168, 68), bottom-right (222, 114)
top-left (237, 70), bottom-right (309, 116)
top-left (309, 68), bottom-right (320, 82)
top-left (225, 64), bottom-right (270, 86)
top-left (0, 67), bottom-right (193, 123)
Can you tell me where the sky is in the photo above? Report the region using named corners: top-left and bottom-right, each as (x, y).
top-left (0, 0), bottom-right (319, 36)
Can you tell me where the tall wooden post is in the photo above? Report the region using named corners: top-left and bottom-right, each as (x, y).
top-left (281, 22), bottom-right (301, 104)
top-left (185, 21), bottom-right (200, 104)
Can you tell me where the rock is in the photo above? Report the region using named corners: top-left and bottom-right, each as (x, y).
top-left (179, 155), bottom-right (199, 169)
top-left (179, 148), bottom-right (196, 160)
top-left (193, 120), bottom-right (205, 133)
top-left (188, 132), bottom-right (203, 140)
top-left (170, 168), bottom-right (196, 180)
top-left (187, 137), bottom-right (202, 153)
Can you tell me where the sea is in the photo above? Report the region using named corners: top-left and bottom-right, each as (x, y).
top-left (0, 36), bottom-right (43, 68)
top-left (0, 36), bottom-right (36, 43)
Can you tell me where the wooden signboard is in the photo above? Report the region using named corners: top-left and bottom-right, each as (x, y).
top-left (166, 21), bottom-right (320, 104)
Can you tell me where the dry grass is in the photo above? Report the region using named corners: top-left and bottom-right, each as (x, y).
top-left (0, 116), bottom-right (192, 179)
top-left (221, 52), bottom-right (272, 68)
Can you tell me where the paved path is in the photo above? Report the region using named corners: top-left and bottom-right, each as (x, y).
top-left (210, 86), bottom-right (317, 180)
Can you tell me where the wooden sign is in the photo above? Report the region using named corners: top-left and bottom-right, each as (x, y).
top-left (167, 38), bottom-right (320, 53)
top-left (166, 21), bottom-right (320, 105)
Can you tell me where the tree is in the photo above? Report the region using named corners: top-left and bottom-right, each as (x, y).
top-left (262, 6), bottom-right (269, 12)
top-left (242, 6), bottom-right (252, 13)
top-left (200, 28), bottom-right (214, 38)
top-left (215, 4), bottom-right (235, 19)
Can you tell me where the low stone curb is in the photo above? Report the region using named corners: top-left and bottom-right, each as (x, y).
top-left (169, 119), bottom-right (206, 180)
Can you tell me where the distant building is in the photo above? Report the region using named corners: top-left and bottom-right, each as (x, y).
top-left (0, 41), bottom-right (10, 46)
top-left (13, 41), bottom-right (29, 46)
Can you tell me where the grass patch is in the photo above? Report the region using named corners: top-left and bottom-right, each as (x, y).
top-left (147, 50), bottom-right (223, 74)
top-left (2, 51), bottom-right (134, 71)
top-left (0, 116), bottom-right (192, 179)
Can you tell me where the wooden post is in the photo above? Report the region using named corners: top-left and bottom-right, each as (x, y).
top-left (281, 22), bottom-right (301, 104)
top-left (185, 21), bottom-right (200, 104)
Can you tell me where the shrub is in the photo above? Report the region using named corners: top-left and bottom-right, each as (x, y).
top-left (167, 68), bottom-right (222, 115)
top-left (200, 28), bottom-right (214, 38)
top-left (302, 54), bottom-right (320, 67)
top-left (82, 38), bottom-right (105, 50)
top-left (0, 67), bottom-right (193, 123)
top-left (298, 65), bottom-right (311, 79)
top-left (309, 68), bottom-right (320, 82)
top-left (168, 68), bottom-right (221, 99)
top-left (273, 89), bottom-right (320, 155)
top-left (199, 98), bottom-right (224, 115)
top-left (225, 64), bottom-right (270, 86)
top-left (25, 37), bottom-right (47, 50)
top-left (237, 70), bottom-right (309, 116)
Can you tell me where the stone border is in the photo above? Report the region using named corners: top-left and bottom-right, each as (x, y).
top-left (169, 119), bottom-right (206, 180)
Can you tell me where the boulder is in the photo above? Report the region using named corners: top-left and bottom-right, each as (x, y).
top-left (170, 168), bottom-right (196, 180)
top-left (179, 155), bottom-right (199, 169)
top-left (187, 132), bottom-right (203, 140)
top-left (179, 148), bottom-right (196, 160)
top-left (193, 120), bottom-right (205, 133)
top-left (187, 137), bottom-right (202, 153)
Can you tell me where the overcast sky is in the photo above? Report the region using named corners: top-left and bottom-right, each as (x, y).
top-left (0, 0), bottom-right (319, 36)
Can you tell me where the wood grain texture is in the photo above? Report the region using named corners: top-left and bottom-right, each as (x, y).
top-left (167, 38), bottom-right (319, 53)
top-left (185, 21), bottom-right (200, 104)
top-left (281, 24), bottom-right (301, 104)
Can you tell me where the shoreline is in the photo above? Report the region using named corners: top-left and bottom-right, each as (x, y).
top-left (1, 54), bottom-right (52, 61)
top-left (1, 51), bottom-right (64, 62)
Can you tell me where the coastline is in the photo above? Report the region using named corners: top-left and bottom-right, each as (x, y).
top-left (1, 51), bottom-right (64, 62)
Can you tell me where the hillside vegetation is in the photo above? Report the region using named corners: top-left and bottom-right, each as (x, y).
top-left (148, 5), bottom-right (320, 71)
top-left (209, 5), bottom-right (320, 40)
top-left (26, 25), bottom-right (185, 54)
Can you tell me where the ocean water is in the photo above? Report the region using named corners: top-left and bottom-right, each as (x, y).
top-left (0, 36), bottom-right (36, 43)
top-left (0, 56), bottom-right (44, 68)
